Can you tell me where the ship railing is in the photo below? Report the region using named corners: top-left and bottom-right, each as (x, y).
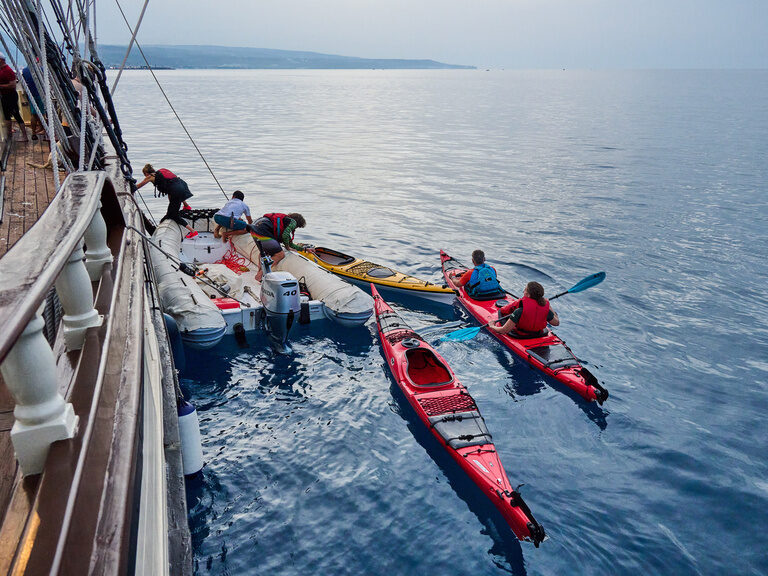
top-left (0, 170), bottom-right (190, 574)
top-left (0, 171), bottom-right (112, 476)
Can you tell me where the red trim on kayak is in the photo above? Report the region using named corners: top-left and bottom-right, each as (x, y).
top-left (371, 284), bottom-right (545, 545)
top-left (440, 250), bottom-right (607, 404)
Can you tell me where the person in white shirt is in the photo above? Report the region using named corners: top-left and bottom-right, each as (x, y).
top-left (214, 190), bottom-right (253, 242)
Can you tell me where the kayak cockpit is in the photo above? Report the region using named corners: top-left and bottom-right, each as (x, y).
top-left (405, 347), bottom-right (453, 387)
top-left (525, 343), bottom-right (580, 370)
top-left (314, 247), bottom-right (356, 266)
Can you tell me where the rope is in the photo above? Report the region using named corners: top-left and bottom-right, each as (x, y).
top-left (110, 0), bottom-right (149, 94)
top-left (40, 0), bottom-right (59, 189)
top-left (113, 0), bottom-right (229, 201)
top-left (216, 241), bottom-right (249, 274)
top-left (78, 81), bottom-right (86, 170)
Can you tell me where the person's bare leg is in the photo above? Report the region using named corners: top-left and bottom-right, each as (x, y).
top-left (255, 250), bottom-right (283, 281)
top-left (16, 118), bottom-right (28, 141)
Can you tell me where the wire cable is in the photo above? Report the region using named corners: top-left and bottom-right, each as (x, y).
top-left (112, 0), bottom-right (229, 201)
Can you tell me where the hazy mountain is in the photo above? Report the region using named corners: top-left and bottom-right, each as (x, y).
top-left (99, 44), bottom-right (475, 70)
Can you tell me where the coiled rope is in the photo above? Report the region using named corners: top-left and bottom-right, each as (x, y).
top-left (217, 241), bottom-right (250, 274)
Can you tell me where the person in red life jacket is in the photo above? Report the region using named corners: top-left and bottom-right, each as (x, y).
top-left (447, 249), bottom-right (505, 300)
top-left (489, 281), bottom-right (559, 338)
top-left (0, 54), bottom-right (28, 141)
top-left (137, 164), bottom-right (197, 238)
top-left (248, 212), bottom-right (311, 281)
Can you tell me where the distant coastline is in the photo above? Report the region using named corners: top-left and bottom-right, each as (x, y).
top-left (99, 44), bottom-right (475, 70)
top-left (107, 65), bottom-right (174, 70)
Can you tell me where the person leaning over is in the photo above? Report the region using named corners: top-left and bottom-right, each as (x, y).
top-left (489, 281), bottom-right (559, 339)
top-left (248, 212), bottom-right (310, 281)
top-left (136, 163), bottom-right (197, 238)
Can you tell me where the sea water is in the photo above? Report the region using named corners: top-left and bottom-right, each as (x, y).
top-left (112, 69), bottom-right (768, 575)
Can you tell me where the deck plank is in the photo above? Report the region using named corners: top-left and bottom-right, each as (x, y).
top-left (0, 138), bottom-right (55, 259)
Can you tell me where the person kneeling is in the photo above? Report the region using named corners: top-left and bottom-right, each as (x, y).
top-left (213, 190), bottom-right (253, 242)
top-left (489, 281), bottom-right (559, 338)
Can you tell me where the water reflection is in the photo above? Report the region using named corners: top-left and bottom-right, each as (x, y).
top-left (389, 382), bottom-right (530, 576)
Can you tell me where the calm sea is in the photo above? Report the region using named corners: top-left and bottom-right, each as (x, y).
top-left (111, 69), bottom-right (768, 575)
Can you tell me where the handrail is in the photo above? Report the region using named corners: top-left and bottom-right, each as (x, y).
top-left (0, 171), bottom-right (106, 364)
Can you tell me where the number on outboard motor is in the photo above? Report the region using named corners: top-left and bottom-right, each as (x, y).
top-left (261, 272), bottom-right (301, 354)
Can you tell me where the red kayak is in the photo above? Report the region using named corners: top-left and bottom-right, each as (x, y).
top-left (372, 284), bottom-right (546, 546)
top-left (440, 251), bottom-right (608, 404)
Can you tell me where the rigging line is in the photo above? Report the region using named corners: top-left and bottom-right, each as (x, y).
top-left (77, 0), bottom-right (88, 170)
top-left (112, 0), bottom-right (229, 201)
top-left (9, 2), bottom-right (76, 172)
top-left (110, 0), bottom-right (148, 94)
top-left (40, 0), bottom-right (60, 189)
top-left (134, 185), bottom-right (157, 225)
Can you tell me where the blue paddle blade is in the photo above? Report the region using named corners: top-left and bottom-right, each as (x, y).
top-left (441, 326), bottom-right (484, 342)
top-left (566, 271), bottom-right (605, 294)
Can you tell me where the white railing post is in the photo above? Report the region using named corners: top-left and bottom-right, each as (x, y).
top-left (84, 203), bottom-right (113, 281)
top-left (0, 307), bottom-right (78, 476)
top-left (55, 239), bottom-right (103, 351)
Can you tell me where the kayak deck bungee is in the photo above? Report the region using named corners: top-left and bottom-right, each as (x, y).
top-left (372, 285), bottom-right (546, 546)
top-left (440, 251), bottom-right (608, 404)
top-left (301, 246), bottom-right (456, 304)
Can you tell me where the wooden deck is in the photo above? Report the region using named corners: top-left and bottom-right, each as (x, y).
top-left (0, 152), bottom-right (193, 574)
top-left (0, 137), bottom-right (57, 259)
top-left (0, 137), bottom-right (58, 542)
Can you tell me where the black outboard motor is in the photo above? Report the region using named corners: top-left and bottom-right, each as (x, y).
top-left (252, 237), bottom-right (301, 354)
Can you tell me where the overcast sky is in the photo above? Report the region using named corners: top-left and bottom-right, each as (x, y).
top-left (95, 0), bottom-right (767, 69)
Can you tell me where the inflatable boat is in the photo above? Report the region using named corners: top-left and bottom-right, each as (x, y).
top-left (149, 220), bottom-right (227, 349)
top-left (230, 234), bottom-right (373, 327)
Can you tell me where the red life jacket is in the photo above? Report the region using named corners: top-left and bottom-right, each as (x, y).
top-left (157, 168), bottom-right (176, 179)
top-left (263, 213), bottom-right (294, 242)
top-left (516, 297), bottom-right (550, 333)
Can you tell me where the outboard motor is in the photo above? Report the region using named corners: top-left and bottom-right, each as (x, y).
top-left (261, 272), bottom-right (301, 354)
top-left (250, 237), bottom-right (301, 353)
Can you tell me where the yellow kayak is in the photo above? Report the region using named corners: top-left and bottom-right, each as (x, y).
top-left (301, 246), bottom-right (456, 304)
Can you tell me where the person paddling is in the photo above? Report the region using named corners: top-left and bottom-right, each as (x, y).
top-left (137, 164), bottom-right (197, 238)
top-left (249, 212), bottom-right (311, 281)
top-left (489, 281), bottom-right (559, 338)
top-left (447, 249), bottom-right (504, 300)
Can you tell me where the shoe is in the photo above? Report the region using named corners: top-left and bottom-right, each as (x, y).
top-left (185, 231), bottom-right (198, 239)
top-left (31, 134), bottom-right (38, 141)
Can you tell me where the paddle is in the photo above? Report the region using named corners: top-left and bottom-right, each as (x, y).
top-left (441, 271), bottom-right (606, 342)
top-left (549, 271), bottom-right (605, 300)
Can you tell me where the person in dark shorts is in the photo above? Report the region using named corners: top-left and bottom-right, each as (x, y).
top-left (489, 281), bottom-right (560, 338)
top-left (248, 212), bottom-right (310, 281)
top-left (136, 163), bottom-right (198, 238)
top-left (0, 54), bottom-right (28, 141)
